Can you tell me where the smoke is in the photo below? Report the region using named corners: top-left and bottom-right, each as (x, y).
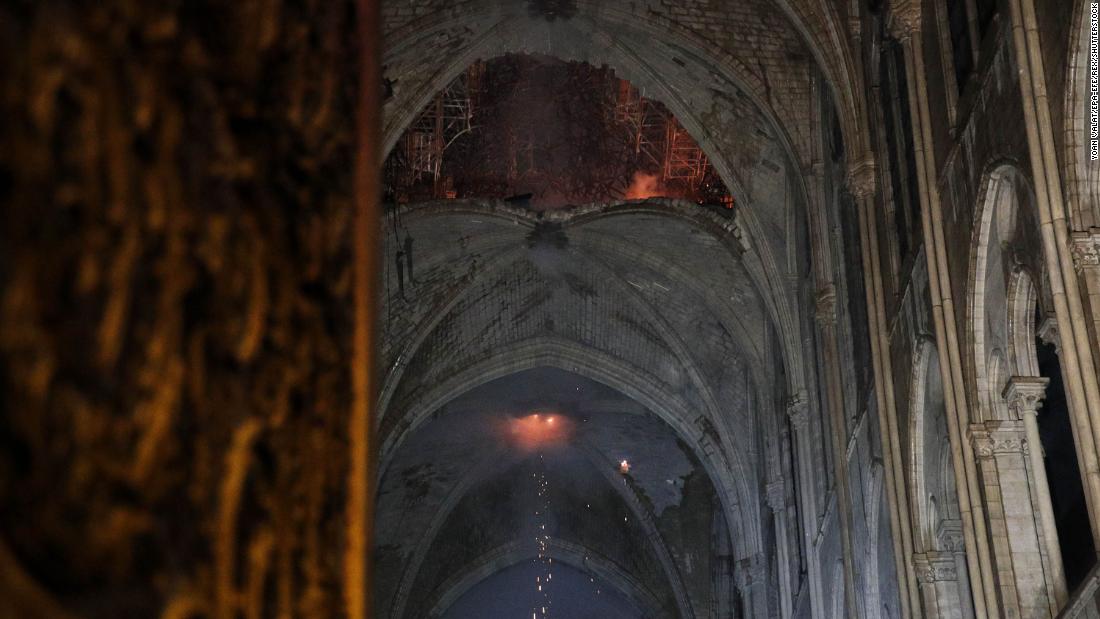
top-left (624, 171), bottom-right (662, 200)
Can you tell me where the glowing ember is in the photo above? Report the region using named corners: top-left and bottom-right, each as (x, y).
top-left (624, 171), bottom-right (662, 199)
top-left (507, 413), bottom-right (574, 451)
top-left (619, 459), bottom-right (631, 474)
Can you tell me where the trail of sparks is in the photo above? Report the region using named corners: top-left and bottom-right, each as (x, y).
top-left (532, 453), bottom-right (552, 618)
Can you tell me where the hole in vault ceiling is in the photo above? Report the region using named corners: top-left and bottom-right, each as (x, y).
top-left (383, 53), bottom-right (732, 209)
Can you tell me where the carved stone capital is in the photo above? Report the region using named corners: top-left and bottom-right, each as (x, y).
top-left (1002, 376), bottom-right (1049, 418)
top-left (913, 552), bottom-right (959, 583)
top-left (969, 420), bottom-right (1028, 458)
top-left (936, 518), bottom-right (965, 553)
top-left (815, 285), bottom-right (837, 325)
top-left (765, 479), bottom-right (786, 511)
top-left (786, 393), bottom-right (810, 431)
top-left (1071, 228), bottom-right (1100, 273)
top-left (735, 553), bottom-right (767, 588)
top-left (846, 158), bottom-right (877, 199)
top-left (1037, 315), bottom-right (1060, 353)
top-left (848, 11), bottom-right (862, 41)
top-left (887, 2), bottom-right (922, 41)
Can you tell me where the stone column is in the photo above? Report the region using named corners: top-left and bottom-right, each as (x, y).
top-left (970, 421), bottom-right (1054, 617)
top-left (735, 553), bottom-right (769, 619)
top-left (814, 286), bottom-right (861, 619)
top-left (713, 541), bottom-right (735, 619)
top-left (1007, 0), bottom-right (1100, 555)
top-left (1004, 376), bottom-right (1067, 609)
top-left (940, 520), bottom-right (976, 619)
top-left (849, 159), bottom-right (921, 616)
top-left (913, 522), bottom-right (974, 618)
top-left (888, 3), bottom-right (997, 613)
top-left (914, 551), bottom-right (967, 619)
top-left (787, 394), bottom-right (825, 616)
top-left (767, 478), bottom-right (794, 619)
top-left (1072, 229), bottom-right (1100, 374)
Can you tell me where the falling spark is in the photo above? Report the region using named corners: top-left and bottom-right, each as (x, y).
top-left (531, 451), bottom-right (554, 617)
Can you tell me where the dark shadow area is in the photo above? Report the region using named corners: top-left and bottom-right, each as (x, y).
top-left (1037, 335), bottom-right (1097, 590)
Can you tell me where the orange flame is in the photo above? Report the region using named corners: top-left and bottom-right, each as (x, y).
top-left (625, 171), bottom-right (662, 200)
top-left (507, 413), bottom-right (574, 451)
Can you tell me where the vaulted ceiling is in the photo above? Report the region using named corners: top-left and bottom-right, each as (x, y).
top-left (375, 1), bottom-right (864, 615)
top-left (376, 367), bottom-right (721, 618)
top-left (375, 199), bottom-right (786, 617)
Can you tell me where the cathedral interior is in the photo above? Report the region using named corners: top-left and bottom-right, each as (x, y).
top-left (4, 0), bottom-right (1100, 617)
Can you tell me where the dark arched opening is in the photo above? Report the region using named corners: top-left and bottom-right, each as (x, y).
top-left (1036, 316), bottom-right (1097, 589)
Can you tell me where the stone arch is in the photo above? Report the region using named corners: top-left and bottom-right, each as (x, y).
top-left (378, 336), bottom-right (760, 561)
top-left (927, 496), bottom-right (941, 546)
top-left (710, 499), bottom-right (737, 618)
top-left (985, 350), bottom-right (1009, 419)
top-left (378, 11), bottom-right (839, 405)
top-left (382, 16), bottom-right (780, 204)
top-left (380, 0), bottom-right (866, 177)
top-left (375, 200), bottom-right (779, 560)
top-left (375, 8), bottom-right (870, 614)
top-left (385, 451), bottom-right (516, 619)
top-left (863, 462), bottom-right (886, 617)
top-left (909, 337), bottom-right (959, 552)
top-left (572, 439), bottom-right (702, 619)
top-left (967, 163), bottom-right (1032, 422)
top-left (377, 199), bottom-right (771, 426)
top-left (562, 209), bottom-right (797, 444)
top-left (424, 539), bottom-right (672, 619)
top-left (936, 447), bottom-right (961, 535)
top-left (832, 558), bottom-right (846, 618)
top-left (385, 433), bottom-right (701, 619)
top-left (1063, 0), bottom-right (1100, 230)
top-left (385, 4), bottom-right (804, 165)
top-left (1008, 267), bottom-right (1041, 378)
top-left (909, 338), bottom-right (933, 548)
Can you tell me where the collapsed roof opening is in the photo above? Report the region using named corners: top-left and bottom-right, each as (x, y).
top-left (383, 53), bottom-right (733, 209)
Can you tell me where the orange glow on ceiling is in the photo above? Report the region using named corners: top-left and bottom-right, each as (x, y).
top-left (507, 413), bottom-right (574, 451)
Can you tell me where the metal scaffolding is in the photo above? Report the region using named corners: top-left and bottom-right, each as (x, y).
top-left (664, 121), bottom-right (708, 186)
top-left (384, 58), bottom-right (729, 205)
top-left (612, 81), bottom-right (708, 188)
top-left (398, 63), bottom-right (482, 193)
